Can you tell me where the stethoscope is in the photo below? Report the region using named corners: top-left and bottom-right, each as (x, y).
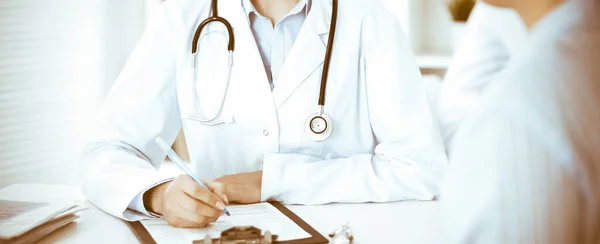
top-left (189, 0), bottom-right (338, 142)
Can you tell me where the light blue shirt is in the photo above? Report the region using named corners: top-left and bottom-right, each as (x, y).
top-left (243, 0), bottom-right (310, 89)
top-left (128, 0), bottom-right (310, 217)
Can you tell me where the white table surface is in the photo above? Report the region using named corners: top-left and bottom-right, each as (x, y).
top-left (2, 182), bottom-right (441, 244)
top-left (37, 200), bottom-right (441, 244)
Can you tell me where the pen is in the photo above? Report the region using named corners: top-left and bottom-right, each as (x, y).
top-left (155, 137), bottom-right (231, 216)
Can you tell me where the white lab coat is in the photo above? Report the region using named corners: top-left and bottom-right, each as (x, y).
top-left (438, 2), bottom-right (527, 150)
top-left (441, 1), bottom-right (600, 243)
top-left (81, 0), bottom-right (447, 221)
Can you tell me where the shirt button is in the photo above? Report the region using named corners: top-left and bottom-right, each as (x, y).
top-left (263, 130), bottom-right (270, 136)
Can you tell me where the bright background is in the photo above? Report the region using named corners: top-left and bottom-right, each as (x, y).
top-left (0, 0), bottom-right (457, 188)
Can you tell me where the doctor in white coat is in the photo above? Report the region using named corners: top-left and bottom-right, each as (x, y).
top-left (81, 0), bottom-right (447, 227)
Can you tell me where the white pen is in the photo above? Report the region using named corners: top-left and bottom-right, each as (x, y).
top-left (155, 137), bottom-right (231, 216)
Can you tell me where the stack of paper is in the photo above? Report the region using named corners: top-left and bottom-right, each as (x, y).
top-left (0, 184), bottom-right (87, 244)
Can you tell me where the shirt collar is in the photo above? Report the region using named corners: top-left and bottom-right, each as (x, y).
top-left (241, 0), bottom-right (311, 21)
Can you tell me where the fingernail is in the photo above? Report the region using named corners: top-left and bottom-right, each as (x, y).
top-left (216, 202), bottom-right (225, 210)
top-left (222, 194), bottom-right (229, 204)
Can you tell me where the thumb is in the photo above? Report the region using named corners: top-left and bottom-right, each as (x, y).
top-left (203, 180), bottom-right (229, 205)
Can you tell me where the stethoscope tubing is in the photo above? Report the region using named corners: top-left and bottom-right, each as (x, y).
top-left (319, 0), bottom-right (338, 106)
top-left (189, 0), bottom-right (338, 139)
top-left (192, 0), bottom-right (235, 54)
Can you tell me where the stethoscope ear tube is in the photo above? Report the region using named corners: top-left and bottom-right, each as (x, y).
top-left (188, 50), bottom-right (234, 126)
top-left (187, 0), bottom-right (236, 126)
top-left (191, 0), bottom-right (235, 55)
top-left (192, 17), bottom-right (235, 54)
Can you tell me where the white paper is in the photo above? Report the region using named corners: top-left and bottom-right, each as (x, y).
top-left (141, 203), bottom-right (310, 244)
top-left (0, 184), bottom-right (85, 239)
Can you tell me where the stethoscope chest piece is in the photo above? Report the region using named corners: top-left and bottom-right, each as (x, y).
top-left (191, 0), bottom-right (339, 141)
top-left (305, 109), bottom-right (333, 142)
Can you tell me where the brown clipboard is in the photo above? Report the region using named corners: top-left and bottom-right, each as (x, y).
top-left (127, 201), bottom-right (328, 244)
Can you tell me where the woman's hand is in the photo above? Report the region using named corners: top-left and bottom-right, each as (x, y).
top-left (209, 171), bottom-right (263, 204)
top-left (144, 175), bottom-right (228, 228)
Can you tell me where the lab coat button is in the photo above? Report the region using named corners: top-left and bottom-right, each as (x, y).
top-left (263, 130), bottom-right (269, 136)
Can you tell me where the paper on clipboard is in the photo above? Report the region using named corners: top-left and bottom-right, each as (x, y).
top-left (140, 202), bottom-right (311, 244)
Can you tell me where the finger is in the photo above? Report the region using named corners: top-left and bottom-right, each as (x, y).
top-left (172, 204), bottom-right (217, 226)
top-left (208, 215), bottom-right (220, 223)
top-left (180, 176), bottom-right (226, 210)
top-left (176, 192), bottom-right (222, 218)
top-left (203, 180), bottom-right (229, 205)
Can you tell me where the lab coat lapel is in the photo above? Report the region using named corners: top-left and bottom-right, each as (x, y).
top-left (220, 0), bottom-right (274, 101)
top-left (272, 0), bottom-right (332, 109)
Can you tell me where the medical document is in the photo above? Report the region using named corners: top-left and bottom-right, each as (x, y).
top-left (141, 203), bottom-right (310, 243)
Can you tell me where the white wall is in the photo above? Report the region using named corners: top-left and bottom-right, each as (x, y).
top-left (381, 0), bottom-right (456, 73)
top-left (381, 0), bottom-right (455, 54)
top-left (421, 0), bottom-right (454, 54)
top-left (102, 0), bottom-right (148, 95)
top-left (0, 0), bottom-right (148, 188)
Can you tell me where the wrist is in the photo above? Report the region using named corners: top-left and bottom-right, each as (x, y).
top-left (144, 181), bottom-right (170, 215)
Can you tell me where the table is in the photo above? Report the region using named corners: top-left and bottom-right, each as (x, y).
top-left (37, 200), bottom-right (441, 244)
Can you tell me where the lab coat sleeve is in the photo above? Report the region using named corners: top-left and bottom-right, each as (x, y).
top-left (261, 7), bottom-right (448, 204)
top-left (80, 4), bottom-right (181, 221)
top-left (127, 178), bottom-right (174, 217)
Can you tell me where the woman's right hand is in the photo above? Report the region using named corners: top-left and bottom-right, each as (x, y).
top-left (144, 174), bottom-right (229, 228)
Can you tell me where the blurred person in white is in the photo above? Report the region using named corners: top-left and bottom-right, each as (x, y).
top-left (438, 1), bottom-right (527, 150)
top-left (441, 0), bottom-right (600, 243)
top-left (80, 0), bottom-right (447, 228)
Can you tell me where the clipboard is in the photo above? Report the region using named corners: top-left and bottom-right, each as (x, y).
top-left (127, 202), bottom-right (328, 244)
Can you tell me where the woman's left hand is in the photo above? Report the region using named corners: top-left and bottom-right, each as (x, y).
top-left (206, 171), bottom-right (263, 204)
